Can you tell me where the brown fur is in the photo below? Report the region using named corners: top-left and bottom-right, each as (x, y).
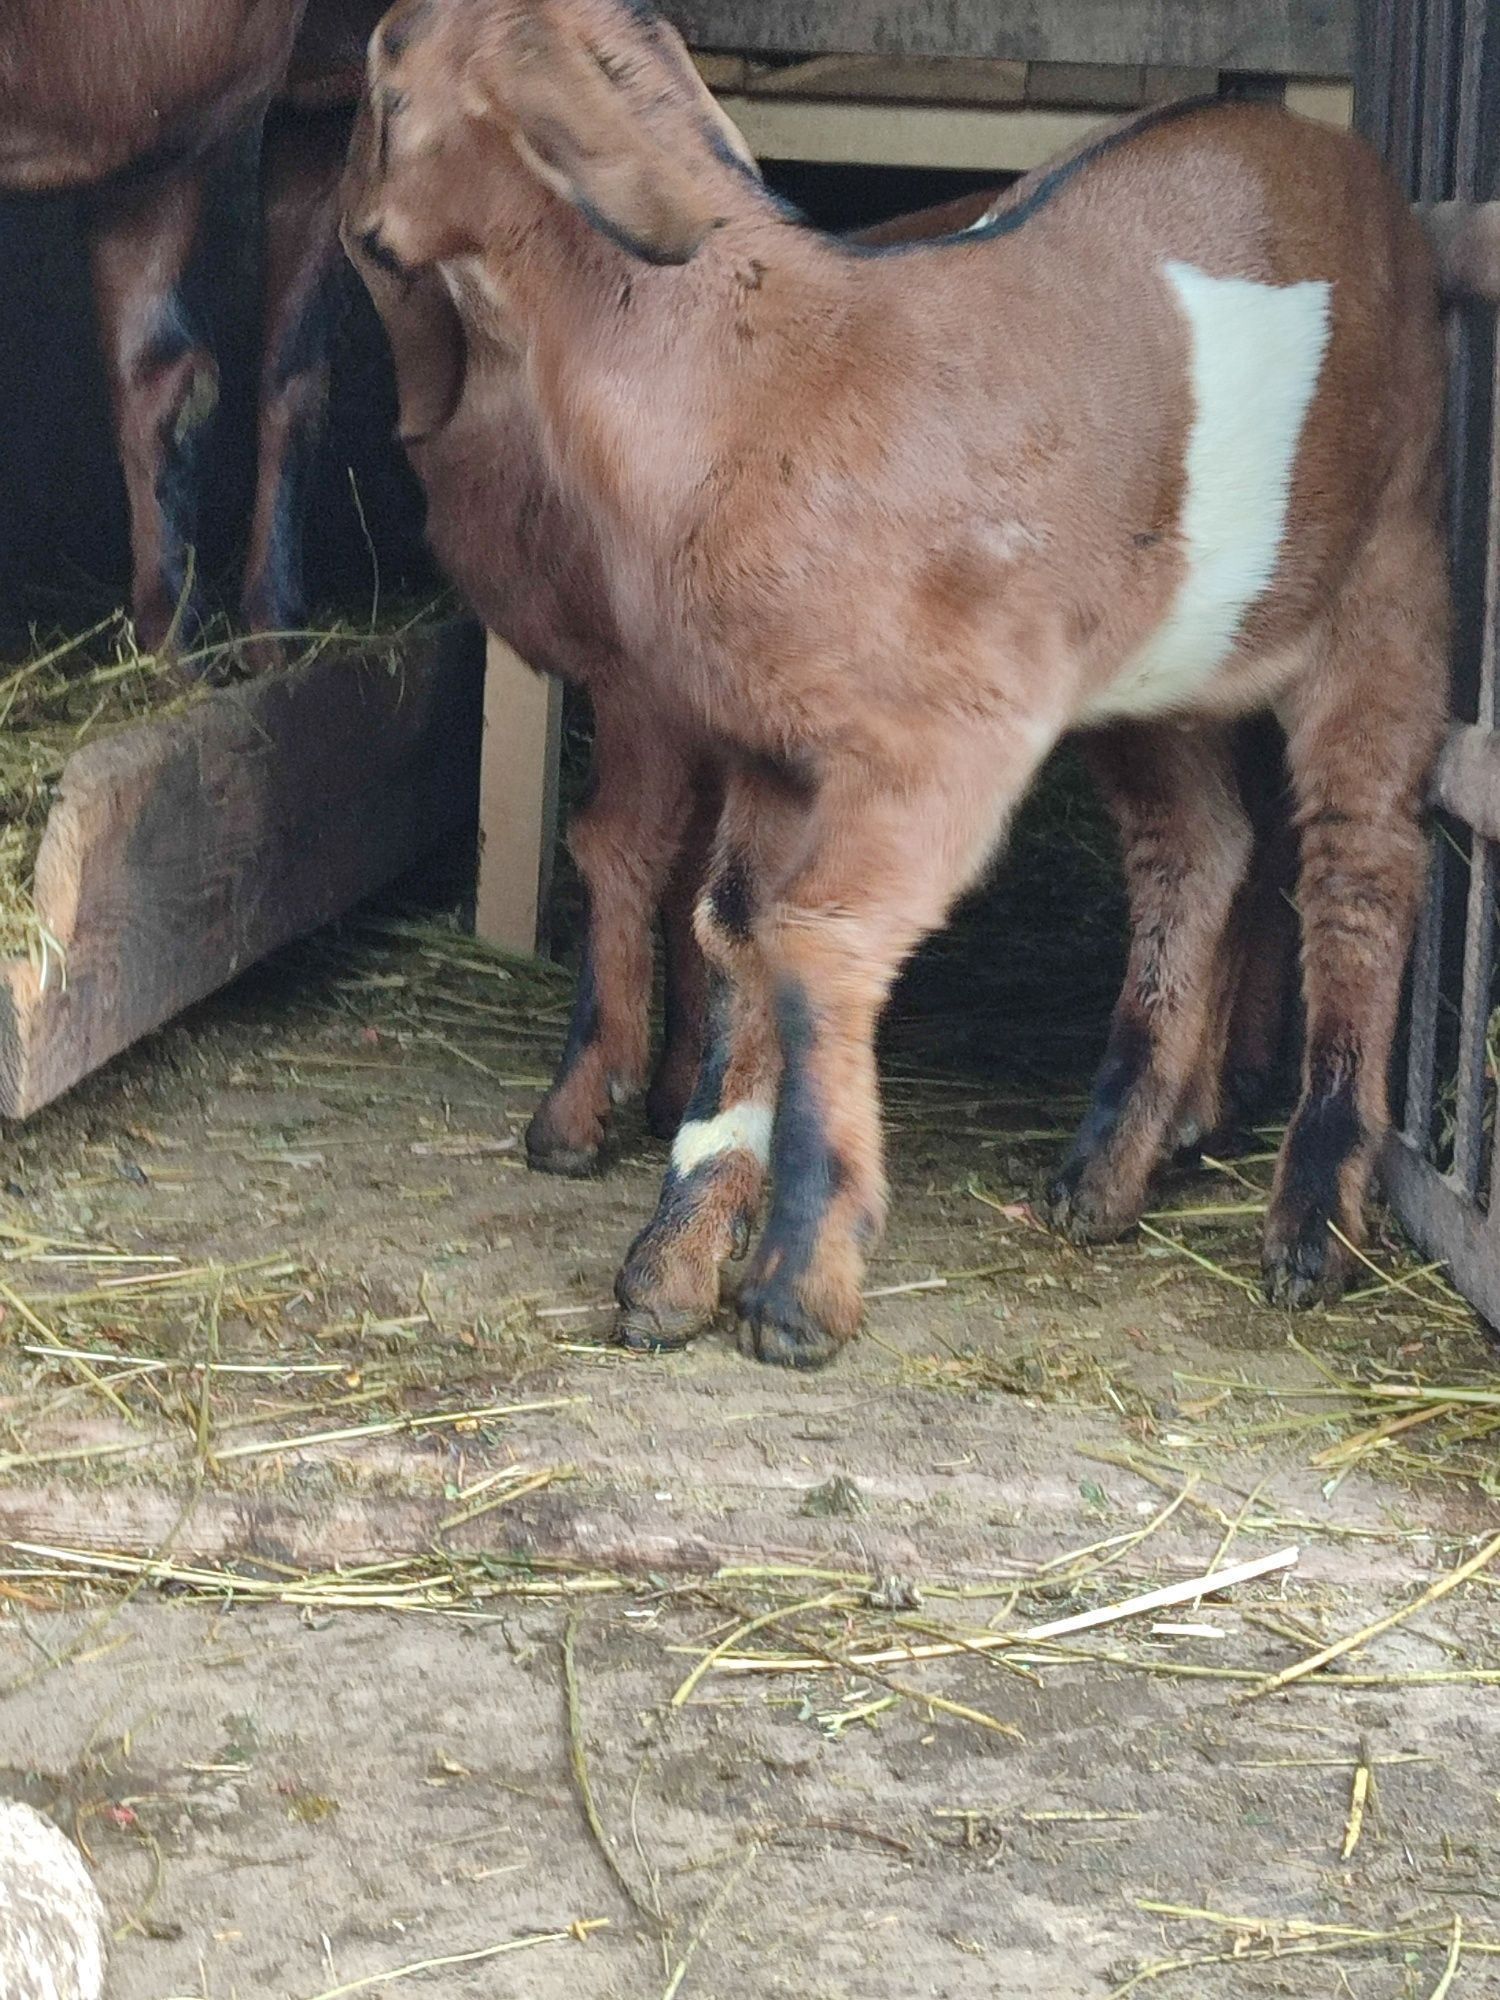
top-left (343, 109), bottom-right (996, 1181)
top-left (360, 1), bottom-right (1451, 1362)
top-left (3, 1), bottom-right (385, 656)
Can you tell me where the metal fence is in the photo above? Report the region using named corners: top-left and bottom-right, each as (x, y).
top-left (1358, 0), bottom-right (1500, 1322)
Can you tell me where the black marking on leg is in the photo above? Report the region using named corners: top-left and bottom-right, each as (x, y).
top-left (148, 297), bottom-right (216, 639)
top-left (739, 980), bottom-right (849, 1360)
top-left (1264, 1045), bottom-right (1363, 1306)
top-left (1053, 1014), bottom-right (1152, 1187)
top-left (247, 268), bottom-right (341, 631)
top-left (677, 970), bottom-right (735, 1133)
top-left (555, 921), bottom-right (602, 1080)
top-left (271, 260), bottom-right (343, 396)
top-left (527, 916), bottom-right (607, 1174)
top-left (1281, 1047), bottom-right (1362, 1210)
top-left (245, 401), bottom-right (317, 632)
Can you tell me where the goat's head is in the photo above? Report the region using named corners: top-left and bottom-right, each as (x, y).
top-left (360, 0), bottom-right (754, 270)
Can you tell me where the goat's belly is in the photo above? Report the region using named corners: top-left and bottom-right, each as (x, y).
top-left (1079, 260), bottom-right (1333, 725)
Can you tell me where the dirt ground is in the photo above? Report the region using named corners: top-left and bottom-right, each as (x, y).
top-left (2, 790), bottom-right (1499, 1999)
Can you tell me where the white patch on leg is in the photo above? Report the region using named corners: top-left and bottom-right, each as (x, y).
top-left (1084, 261), bottom-right (1332, 723)
top-left (671, 1102), bottom-right (773, 1176)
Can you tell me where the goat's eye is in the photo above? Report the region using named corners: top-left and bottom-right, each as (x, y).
top-left (588, 42), bottom-right (633, 86)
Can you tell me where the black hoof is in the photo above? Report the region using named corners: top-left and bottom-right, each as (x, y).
top-left (1042, 1168), bottom-right (1133, 1246)
top-left (736, 1291), bottom-right (841, 1370)
top-left (525, 1116), bottom-right (604, 1178)
top-left (613, 1301), bottom-right (709, 1353)
top-left (1262, 1212), bottom-right (1346, 1309)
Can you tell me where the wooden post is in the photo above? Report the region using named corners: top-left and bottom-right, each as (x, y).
top-left (475, 633), bottom-right (564, 955)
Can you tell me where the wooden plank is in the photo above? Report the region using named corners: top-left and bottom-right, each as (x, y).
top-left (1382, 1132), bottom-right (1500, 1329)
top-left (1026, 63), bottom-right (1146, 109)
top-left (475, 635), bottom-right (564, 956)
top-left (698, 52), bottom-right (1223, 111)
top-left (1283, 78), bottom-right (1357, 125)
top-left (717, 94), bottom-right (1104, 169)
top-left (666, 1), bottom-right (1354, 78)
top-left (0, 624), bottom-right (484, 1120)
top-left (744, 53), bottom-right (1029, 104)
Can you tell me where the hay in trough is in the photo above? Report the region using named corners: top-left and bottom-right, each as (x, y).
top-left (0, 604), bottom-right (447, 966)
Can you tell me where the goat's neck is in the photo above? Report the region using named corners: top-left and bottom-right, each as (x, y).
top-left (489, 182), bottom-right (857, 541)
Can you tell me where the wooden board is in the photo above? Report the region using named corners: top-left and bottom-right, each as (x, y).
top-left (666, 1), bottom-right (1354, 78)
top-left (719, 94), bottom-right (1106, 170)
top-left (475, 635), bottom-right (564, 956)
top-left (0, 623), bottom-right (484, 1120)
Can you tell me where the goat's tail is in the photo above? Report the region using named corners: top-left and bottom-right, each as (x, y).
top-left (1419, 201), bottom-right (1500, 302)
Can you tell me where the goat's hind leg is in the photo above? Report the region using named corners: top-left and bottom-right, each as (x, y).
top-left (89, 161), bottom-right (224, 657)
top-left (1263, 541), bottom-right (1446, 1307)
top-left (241, 106), bottom-right (351, 663)
top-left (1172, 718), bottom-right (1300, 1148)
top-left (1046, 720), bottom-right (1253, 1241)
top-left (645, 768), bottom-right (720, 1141)
top-left (614, 778), bottom-right (784, 1348)
top-left (528, 702), bottom-right (700, 1176)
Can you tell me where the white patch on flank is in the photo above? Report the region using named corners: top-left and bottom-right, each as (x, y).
top-left (1084, 260), bottom-right (1333, 723)
top-left (671, 1102), bottom-right (774, 1176)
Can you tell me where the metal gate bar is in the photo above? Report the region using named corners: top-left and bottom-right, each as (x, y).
top-left (1363, 0), bottom-right (1500, 1324)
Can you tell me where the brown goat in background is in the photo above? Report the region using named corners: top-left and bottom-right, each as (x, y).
top-left (354, 0), bottom-right (1451, 1369)
top-left (2, 0), bottom-right (385, 656)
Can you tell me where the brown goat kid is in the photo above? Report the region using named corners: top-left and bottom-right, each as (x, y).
top-left (342, 131), bottom-right (716, 1169)
top-left (358, 0), bottom-right (1450, 1369)
top-left (342, 116), bottom-right (1040, 1176)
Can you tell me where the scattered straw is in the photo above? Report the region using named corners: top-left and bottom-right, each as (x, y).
top-left (563, 1614), bottom-right (662, 1931)
top-left (1241, 1529), bottom-right (1500, 1701)
top-left (1340, 1740), bottom-right (1373, 1859)
top-left (292, 1920), bottom-right (608, 2000)
top-left (212, 1397), bottom-right (580, 1462)
top-left (1022, 1547), bottom-right (1298, 1642)
top-left (1429, 1917), bottom-right (1465, 2000)
top-left (659, 1845), bottom-right (760, 2000)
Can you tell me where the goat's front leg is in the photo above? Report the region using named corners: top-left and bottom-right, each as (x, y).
top-left (528, 703), bottom-right (702, 1175)
top-left (1047, 721), bottom-right (1253, 1242)
top-left (88, 160), bottom-right (223, 657)
top-left (736, 726), bottom-right (1050, 1368)
top-left (241, 107), bottom-right (350, 663)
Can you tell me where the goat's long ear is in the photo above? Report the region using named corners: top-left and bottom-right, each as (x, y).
top-left (653, 21), bottom-right (761, 180)
top-left (342, 231), bottom-right (468, 442)
top-left (477, 17), bottom-right (730, 264)
top-left (384, 271), bottom-right (468, 444)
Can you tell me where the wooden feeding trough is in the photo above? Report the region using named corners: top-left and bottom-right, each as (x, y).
top-left (0, 624), bottom-right (483, 1119)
